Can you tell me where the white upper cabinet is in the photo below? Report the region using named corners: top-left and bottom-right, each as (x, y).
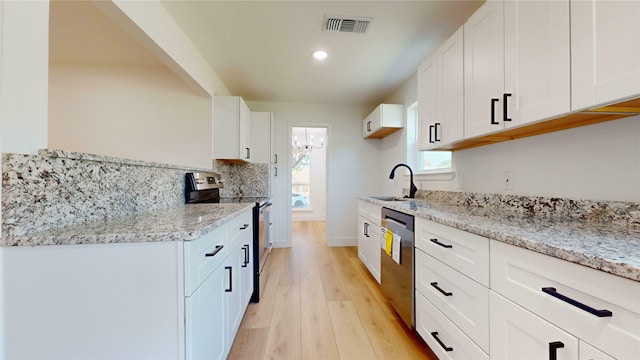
top-left (213, 96), bottom-right (252, 162)
top-left (417, 27), bottom-right (464, 150)
top-left (250, 112), bottom-right (272, 164)
top-left (504, 0), bottom-right (571, 127)
top-left (571, 0), bottom-right (640, 111)
top-left (464, 0), bottom-right (570, 139)
top-left (362, 104), bottom-right (404, 139)
top-left (464, 0), bottom-right (505, 139)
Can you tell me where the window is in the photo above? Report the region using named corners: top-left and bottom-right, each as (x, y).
top-left (406, 102), bottom-right (452, 172)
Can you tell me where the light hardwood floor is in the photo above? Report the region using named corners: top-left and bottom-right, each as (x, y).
top-left (228, 221), bottom-right (437, 360)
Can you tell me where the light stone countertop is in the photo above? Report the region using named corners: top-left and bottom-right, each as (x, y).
top-left (0, 203), bottom-right (257, 247)
top-left (360, 196), bottom-right (640, 282)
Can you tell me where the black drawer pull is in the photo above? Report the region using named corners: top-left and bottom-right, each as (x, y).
top-left (241, 245), bottom-right (249, 267)
top-left (430, 282), bottom-right (453, 296)
top-left (434, 122), bottom-right (441, 142)
top-left (491, 98), bottom-right (500, 125)
top-left (364, 222), bottom-right (370, 237)
top-left (430, 238), bottom-right (453, 248)
top-left (430, 332), bottom-right (453, 352)
top-left (549, 341), bottom-right (564, 360)
top-left (429, 125), bottom-right (435, 143)
top-left (205, 245), bottom-right (224, 257)
top-left (542, 287), bottom-right (612, 317)
top-left (240, 224), bottom-right (249, 230)
top-left (503, 93), bottom-right (512, 122)
top-left (225, 266), bottom-right (232, 292)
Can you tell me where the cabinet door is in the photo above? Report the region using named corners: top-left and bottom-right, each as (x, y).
top-left (250, 112), bottom-right (272, 164)
top-left (224, 246), bottom-right (243, 350)
top-left (580, 341), bottom-right (615, 360)
top-left (185, 265), bottom-right (227, 360)
top-left (240, 238), bottom-right (254, 307)
top-left (464, 0), bottom-right (505, 139)
top-left (505, 0), bottom-right (570, 127)
top-left (438, 26), bottom-right (464, 145)
top-left (368, 223), bottom-right (382, 284)
top-left (357, 216), bottom-right (370, 269)
top-left (417, 54), bottom-right (438, 150)
top-left (239, 98), bottom-right (252, 162)
top-left (571, 0), bottom-right (640, 110)
top-left (490, 291), bottom-right (579, 360)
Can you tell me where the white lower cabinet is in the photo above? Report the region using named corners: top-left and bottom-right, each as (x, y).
top-left (185, 263), bottom-right (226, 360)
top-left (1, 208), bottom-right (254, 360)
top-left (490, 291), bottom-right (579, 360)
top-left (416, 291), bottom-right (489, 360)
top-left (579, 341), bottom-right (616, 360)
top-left (357, 200), bottom-right (382, 283)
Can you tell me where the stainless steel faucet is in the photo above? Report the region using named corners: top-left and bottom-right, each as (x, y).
top-left (389, 163), bottom-right (417, 199)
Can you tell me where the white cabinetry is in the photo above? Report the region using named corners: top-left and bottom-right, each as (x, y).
top-left (464, 0), bottom-right (570, 139)
top-left (214, 96), bottom-right (252, 162)
top-left (357, 200), bottom-right (382, 283)
top-left (490, 240), bottom-right (640, 360)
top-left (250, 112), bottom-right (272, 164)
top-left (571, 0), bottom-right (640, 111)
top-left (414, 218), bottom-right (490, 357)
top-left (490, 291), bottom-right (579, 359)
top-left (1, 208), bottom-right (255, 360)
top-left (418, 27), bottom-right (464, 150)
top-left (362, 104), bottom-right (404, 139)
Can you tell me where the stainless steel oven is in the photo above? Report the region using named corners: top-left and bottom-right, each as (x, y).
top-left (252, 201), bottom-right (272, 302)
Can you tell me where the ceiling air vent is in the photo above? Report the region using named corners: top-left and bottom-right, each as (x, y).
top-left (324, 15), bottom-right (373, 34)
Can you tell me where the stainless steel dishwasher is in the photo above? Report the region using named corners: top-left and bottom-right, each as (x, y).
top-left (380, 207), bottom-right (415, 328)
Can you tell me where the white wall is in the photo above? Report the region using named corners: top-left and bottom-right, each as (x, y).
top-left (49, 64), bottom-right (212, 169)
top-left (0, 0), bottom-right (49, 154)
top-left (248, 101), bottom-right (374, 247)
top-left (381, 74), bottom-right (640, 203)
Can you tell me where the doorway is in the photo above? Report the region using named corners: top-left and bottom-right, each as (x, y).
top-left (290, 126), bottom-right (327, 222)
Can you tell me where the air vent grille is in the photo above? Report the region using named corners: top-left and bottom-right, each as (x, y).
top-left (324, 15), bottom-right (372, 34)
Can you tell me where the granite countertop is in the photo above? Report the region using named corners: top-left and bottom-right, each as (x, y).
top-left (0, 202), bottom-right (258, 247)
top-left (360, 196), bottom-right (640, 282)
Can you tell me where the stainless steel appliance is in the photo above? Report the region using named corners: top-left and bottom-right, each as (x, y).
top-left (185, 172), bottom-right (272, 303)
top-left (252, 201), bottom-right (272, 302)
top-left (380, 207), bottom-right (415, 328)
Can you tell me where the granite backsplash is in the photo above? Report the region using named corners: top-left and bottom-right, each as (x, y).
top-left (213, 160), bottom-right (269, 197)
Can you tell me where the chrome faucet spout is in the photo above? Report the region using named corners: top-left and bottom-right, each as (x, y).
top-left (389, 163), bottom-right (417, 198)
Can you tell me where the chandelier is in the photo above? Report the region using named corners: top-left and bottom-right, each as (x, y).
top-left (292, 128), bottom-right (325, 151)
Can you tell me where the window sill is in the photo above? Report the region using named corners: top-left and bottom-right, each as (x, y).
top-left (412, 169), bottom-right (455, 181)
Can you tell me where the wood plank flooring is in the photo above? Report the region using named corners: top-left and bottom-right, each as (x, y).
top-left (229, 221), bottom-right (437, 360)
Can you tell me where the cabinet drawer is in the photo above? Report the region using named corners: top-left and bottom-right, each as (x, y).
top-left (415, 292), bottom-right (489, 360)
top-left (184, 224), bottom-right (228, 297)
top-left (580, 341), bottom-right (615, 360)
top-left (415, 218), bottom-right (489, 286)
top-left (227, 209), bottom-right (252, 250)
top-left (415, 249), bottom-right (489, 353)
top-left (491, 240), bottom-right (640, 360)
top-left (358, 201), bottom-right (381, 224)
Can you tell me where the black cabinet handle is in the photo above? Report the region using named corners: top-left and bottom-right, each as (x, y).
top-left (367, 121), bottom-right (372, 132)
top-left (430, 238), bottom-right (453, 249)
top-left (363, 222), bottom-right (370, 237)
top-left (430, 282), bottom-right (453, 297)
top-left (242, 245), bottom-right (249, 267)
top-left (491, 98), bottom-right (500, 125)
top-left (274, 167), bottom-right (278, 177)
top-left (205, 245), bottom-right (224, 257)
top-left (429, 125), bottom-right (435, 143)
top-left (225, 266), bottom-right (232, 292)
top-left (503, 93), bottom-right (512, 122)
top-left (240, 224), bottom-right (249, 230)
top-left (245, 147), bottom-right (251, 159)
top-left (541, 287), bottom-right (612, 317)
top-left (549, 341), bottom-right (564, 360)
top-left (274, 154), bottom-right (278, 164)
top-left (434, 122), bottom-right (441, 142)
top-left (430, 332), bottom-right (453, 352)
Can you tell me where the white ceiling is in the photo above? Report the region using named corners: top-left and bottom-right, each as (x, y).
top-left (50, 1), bottom-right (484, 106)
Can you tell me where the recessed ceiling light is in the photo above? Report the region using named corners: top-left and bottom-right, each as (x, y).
top-left (312, 50), bottom-right (328, 60)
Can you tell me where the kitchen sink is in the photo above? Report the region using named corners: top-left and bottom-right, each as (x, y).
top-left (369, 195), bottom-right (410, 202)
